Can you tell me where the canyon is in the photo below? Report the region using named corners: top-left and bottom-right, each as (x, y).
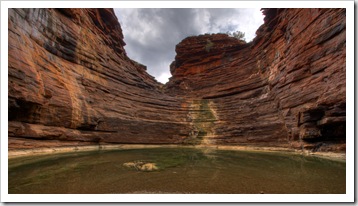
top-left (8, 8), bottom-right (346, 154)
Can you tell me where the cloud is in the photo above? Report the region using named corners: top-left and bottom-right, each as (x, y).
top-left (114, 8), bottom-right (264, 83)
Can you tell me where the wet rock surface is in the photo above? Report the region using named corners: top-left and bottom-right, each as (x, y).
top-left (123, 161), bottom-right (158, 172)
top-left (8, 8), bottom-right (345, 152)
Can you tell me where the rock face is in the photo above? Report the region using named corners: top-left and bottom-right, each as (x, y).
top-left (8, 8), bottom-right (191, 149)
top-left (8, 8), bottom-right (346, 152)
top-left (166, 8), bottom-right (346, 151)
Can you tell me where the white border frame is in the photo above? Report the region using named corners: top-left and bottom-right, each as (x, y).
top-left (1, 1), bottom-right (354, 203)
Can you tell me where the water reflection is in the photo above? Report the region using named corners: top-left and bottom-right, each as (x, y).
top-left (9, 148), bottom-right (345, 194)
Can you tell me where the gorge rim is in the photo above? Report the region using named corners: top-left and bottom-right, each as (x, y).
top-left (6, 7), bottom-right (347, 196)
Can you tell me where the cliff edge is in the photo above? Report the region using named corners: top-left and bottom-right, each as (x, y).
top-left (8, 8), bottom-right (346, 152)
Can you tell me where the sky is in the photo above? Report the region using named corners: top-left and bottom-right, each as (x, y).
top-left (114, 8), bottom-right (264, 84)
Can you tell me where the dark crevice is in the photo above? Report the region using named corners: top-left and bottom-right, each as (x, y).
top-left (9, 98), bottom-right (42, 123)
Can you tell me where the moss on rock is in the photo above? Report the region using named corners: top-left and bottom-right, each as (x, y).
top-left (184, 99), bottom-right (216, 145)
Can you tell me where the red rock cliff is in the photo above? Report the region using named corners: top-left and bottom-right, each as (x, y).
top-left (8, 8), bottom-right (191, 149)
top-left (166, 8), bottom-right (346, 151)
top-left (8, 8), bottom-right (346, 152)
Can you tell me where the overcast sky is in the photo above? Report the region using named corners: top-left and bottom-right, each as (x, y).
top-left (114, 8), bottom-right (264, 83)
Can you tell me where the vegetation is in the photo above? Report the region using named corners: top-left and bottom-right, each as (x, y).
top-left (184, 99), bottom-right (216, 145)
top-left (202, 30), bottom-right (247, 43)
top-left (205, 39), bottom-right (214, 52)
top-left (227, 30), bottom-right (246, 42)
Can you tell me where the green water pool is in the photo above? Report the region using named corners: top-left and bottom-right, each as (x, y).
top-left (8, 148), bottom-right (346, 194)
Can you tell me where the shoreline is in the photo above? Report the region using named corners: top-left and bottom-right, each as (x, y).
top-left (8, 144), bottom-right (346, 162)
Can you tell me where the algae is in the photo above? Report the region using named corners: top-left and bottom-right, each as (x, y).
top-left (184, 99), bottom-right (216, 145)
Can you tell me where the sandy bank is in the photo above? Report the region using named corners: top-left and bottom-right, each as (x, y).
top-left (8, 143), bottom-right (346, 162)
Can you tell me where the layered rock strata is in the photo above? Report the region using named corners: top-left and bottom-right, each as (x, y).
top-left (166, 8), bottom-right (346, 151)
top-left (8, 8), bottom-right (191, 149)
top-left (8, 8), bottom-right (346, 152)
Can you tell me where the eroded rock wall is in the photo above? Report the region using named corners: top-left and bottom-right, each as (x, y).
top-left (8, 8), bottom-right (191, 149)
top-left (8, 8), bottom-right (346, 152)
top-left (166, 8), bottom-right (346, 151)
top-left (261, 9), bottom-right (346, 151)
